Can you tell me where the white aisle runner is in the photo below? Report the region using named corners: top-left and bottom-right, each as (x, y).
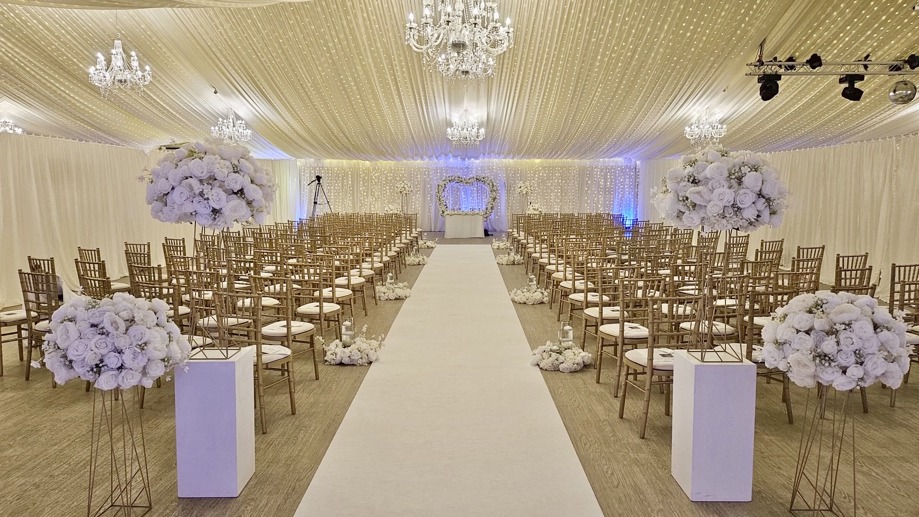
top-left (295, 245), bottom-right (602, 517)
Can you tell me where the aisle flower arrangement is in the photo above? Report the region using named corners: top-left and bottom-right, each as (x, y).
top-left (530, 341), bottom-right (593, 373)
top-left (405, 253), bottom-right (427, 266)
top-left (437, 175), bottom-right (498, 218)
top-left (762, 291), bottom-right (911, 390)
top-left (526, 202), bottom-right (544, 215)
top-left (322, 325), bottom-right (385, 366)
top-left (418, 239), bottom-right (438, 249)
top-left (395, 180), bottom-right (414, 195)
top-left (515, 181), bottom-right (533, 196)
top-left (653, 146), bottom-right (788, 232)
top-left (491, 238), bottom-right (512, 250)
top-left (377, 282), bottom-right (412, 300)
top-left (510, 286), bottom-right (549, 305)
top-left (145, 140), bottom-right (277, 229)
top-left (495, 253), bottom-right (524, 265)
top-left (42, 293), bottom-right (192, 389)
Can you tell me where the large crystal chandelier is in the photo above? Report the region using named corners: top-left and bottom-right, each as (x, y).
top-left (447, 109), bottom-right (485, 147)
top-left (684, 110), bottom-right (727, 149)
top-left (210, 112), bottom-right (252, 143)
top-left (88, 39), bottom-right (152, 96)
top-left (405, 1), bottom-right (514, 80)
top-left (0, 120), bottom-right (23, 134)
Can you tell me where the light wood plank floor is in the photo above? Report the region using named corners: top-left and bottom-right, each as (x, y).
top-left (0, 236), bottom-right (916, 516)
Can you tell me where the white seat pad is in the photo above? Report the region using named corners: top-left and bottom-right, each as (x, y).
top-left (350, 268), bottom-right (375, 277)
top-left (742, 315), bottom-right (773, 326)
top-left (681, 320), bottom-right (736, 335)
top-left (560, 280), bottom-right (593, 290)
top-left (262, 320), bottom-right (315, 337)
top-left (34, 320), bottom-right (51, 332)
top-left (0, 309), bottom-right (29, 323)
top-left (906, 333), bottom-right (919, 345)
top-left (237, 297), bottom-right (281, 308)
top-left (297, 302), bottom-right (342, 315)
top-left (166, 305), bottom-right (191, 317)
top-left (335, 277), bottom-right (367, 287)
top-left (249, 344), bottom-right (291, 364)
top-left (316, 288), bottom-right (353, 298)
top-left (551, 271), bottom-right (583, 281)
top-left (185, 334), bottom-right (212, 348)
top-left (111, 282), bottom-right (131, 291)
top-left (198, 316), bottom-right (252, 328)
top-left (624, 348), bottom-right (677, 370)
top-left (584, 306), bottom-right (625, 320)
top-left (569, 292), bottom-right (609, 303)
top-left (598, 323), bottom-right (649, 339)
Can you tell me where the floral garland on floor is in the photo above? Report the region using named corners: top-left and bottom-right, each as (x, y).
top-left (42, 293), bottom-right (192, 389)
top-left (652, 146), bottom-right (788, 232)
top-left (405, 253), bottom-right (427, 266)
top-left (496, 252), bottom-right (524, 265)
top-left (418, 239), bottom-right (438, 249)
top-left (510, 286), bottom-right (549, 304)
top-left (144, 140), bottom-right (277, 229)
top-left (322, 326), bottom-right (385, 366)
top-left (531, 341), bottom-right (593, 373)
top-left (491, 238), bottom-right (512, 250)
top-left (377, 282), bottom-right (412, 300)
top-left (436, 175), bottom-right (498, 218)
top-left (762, 291), bottom-right (911, 390)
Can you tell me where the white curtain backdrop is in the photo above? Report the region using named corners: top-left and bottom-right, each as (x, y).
top-left (638, 135), bottom-right (919, 299)
top-left (0, 134), bottom-right (299, 308)
top-left (299, 158), bottom-right (639, 231)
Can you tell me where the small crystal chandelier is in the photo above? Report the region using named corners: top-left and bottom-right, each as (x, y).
top-left (684, 110), bottom-right (727, 149)
top-left (447, 109), bottom-right (485, 147)
top-left (0, 120), bottom-right (23, 134)
top-left (210, 112), bottom-right (252, 143)
top-left (405, 1), bottom-right (515, 80)
top-left (88, 39), bottom-right (152, 96)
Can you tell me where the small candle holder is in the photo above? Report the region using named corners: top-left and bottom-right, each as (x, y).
top-left (527, 274), bottom-right (537, 292)
top-left (342, 319), bottom-right (354, 345)
top-left (386, 273), bottom-right (394, 287)
top-left (558, 321), bottom-right (574, 346)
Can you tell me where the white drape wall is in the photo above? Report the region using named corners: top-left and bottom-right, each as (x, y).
top-left (299, 158), bottom-right (639, 232)
top-left (0, 134), bottom-right (299, 308)
top-left (638, 136), bottom-right (919, 299)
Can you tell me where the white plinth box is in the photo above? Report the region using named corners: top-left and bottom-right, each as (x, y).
top-left (671, 350), bottom-right (756, 502)
top-left (444, 214), bottom-right (485, 239)
top-left (175, 347), bottom-right (255, 498)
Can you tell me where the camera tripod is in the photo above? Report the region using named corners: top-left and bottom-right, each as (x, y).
top-left (307, 175), bottom-right (333, 218)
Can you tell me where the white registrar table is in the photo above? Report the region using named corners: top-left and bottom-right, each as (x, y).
top-left (671, 350), bottom-right (757, 502)
top-left (444, 213), bottom-right (484, 239)
top-left (175, 347), bottom-right (255, 498)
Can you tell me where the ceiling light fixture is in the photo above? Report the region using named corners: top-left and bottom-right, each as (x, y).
top-left (684, 110), bottom-right (726, 149)
top-left (889, 80), bottom-right (917, 104)
top-left (210, 112), bottom-right (252, 143)
top-left (88, 38), bottom-right (152, 96)
top-left (447, 109), bottom-right (485, 147)
top-left (840, 74), bottom-right (865, 101)
top-left (0, 120), bottom-right (23, 134)
top-left (758, 74), bottom-right (781, 101)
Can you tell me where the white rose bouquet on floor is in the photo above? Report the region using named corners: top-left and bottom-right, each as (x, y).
top-left (322, 327), bottom-right (385, 366)
top-left (491, 238), bottom-right (512, 250)
top-left (531, 341), bottom-right (593, 373)
top-left (653, 147), bottom-right (788, 232)
top-left (496, 253), bottom-right (524, 265)
top-left (377, 282), bottom-right (412, 300)
top-left (510, 286), bottom-right (549, 305)
top-left (762, 291), bottom-right (911, 390)
top-left (42, 293), bottom-right (192, 390)
top-left (418, 239), bottom-right (438, 249)
top-left (145, 140), bottom-right (276, 229)
top-left (405, 253), bottom-right (427, 266)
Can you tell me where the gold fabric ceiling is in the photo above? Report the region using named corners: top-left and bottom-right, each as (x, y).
top-left (1, 0), bottom-right (918, 160)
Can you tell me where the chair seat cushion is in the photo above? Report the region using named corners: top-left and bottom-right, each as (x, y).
top-left (34, 320), bottom-right (51, 332)
top-left (249, 344), bottom-right (291, 364)
top-left (186, 334), bottom-right (212, 348)
top-left (743, 315), bottom-right (773, 327)
top-left (560, 280), bottom-right (593, 290)
top-left (0, 309), bottom-right (29, 323)
top-left (296, 302), bottom-right (342, 315)
top-left (681, 320), bottom-right (736, 335)
top-left (262, 320), bottom-right (315, 338)
top-left (166, 305), bottom-right (191, 317)
top-left (350, 268), bottom-right (375, 277)
top-left (198, 316), bottom-right (251, 328)
top-left (569, 292), bottom-right (609, 304)
top-left (335, 277), bottom-right (367, 287)
top-left (316, 288), bottom-right (353, 298)
top-left (362, 262), bottom-right (385, 270)
top-left (598, 323), bottom-right (649, 339)
top-left (551, 271), bottom-right (583, 281)
top-left (906, 333), bottom-right (919, 345)
top-left (111, 282), bottom-right (131, 292)
top-left (624, 347), bottom-right (677, 370)
top-left (584, 306), bottom-right (624, 320)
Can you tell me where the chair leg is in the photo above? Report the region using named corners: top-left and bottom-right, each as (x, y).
top-left (639, 372), bottom-right (653, 439)
top-left (663, 381), bottom-right (671, 416)
top-left (783, 376), bottom-right (794, 425)
top-left (613, 344), bottom-right (625, 398)
top-left (287, 362), bottom-right (297, 415)
top-left (890, 387), bottom-right (898, 408)
top-left (18, 324), bottom-right (26, 361)
top-left (24, 337), bottom-right (34, 381)
top-left (595, 338), bottom-right (604, 383)
top-left (860, 386), bottom-right (869, 413)
top-left (139, 386), bottom-right (146, 409)
top-left (256, 371), bottom-right (267, 434)
top-left (618, 366), bottom-right (629, 418)
top-left (311, 335), bottom-right (320, 380)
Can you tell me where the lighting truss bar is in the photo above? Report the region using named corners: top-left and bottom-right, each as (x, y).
top-left (746, 60), bottom-right (919, 77)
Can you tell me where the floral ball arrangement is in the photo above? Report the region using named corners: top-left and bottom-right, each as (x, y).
top-left (762, 291), bottom-right (912, 391)
top-left (531, 341), bottom-right (593, 373)
top-left (145, 140), bottom-right (276, 229)
top-left (515, 181), bottom-right (533, 196)
top-left (42, 293), bottom-right (192, 390)
top-left (653, 147), bottom-right (788, 232)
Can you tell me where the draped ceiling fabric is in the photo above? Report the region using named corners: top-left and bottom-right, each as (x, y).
top-left (2, 1), bottom-right (919, 161)
top-left (0, 1), bottom-right (309, 9)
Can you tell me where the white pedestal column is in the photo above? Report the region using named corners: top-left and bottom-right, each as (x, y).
top-left (671, 350), bottom-right (756, 502)
top-left (175, 347), bottom-right (255, 498)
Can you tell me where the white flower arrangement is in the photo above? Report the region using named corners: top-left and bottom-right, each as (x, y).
top-left (395, 180), bottom-right (414, 195)
top-left (510, 287), bottom-right (549, 305)
top-left (653, 146), bottom-right (788, 232)
top-left (762, 291), bottom-right (912, 391)
top-left (526, 202), bottom-right (544, 215)
top-left (41, 293), bottom-right (192, 390)
top-left (515, 180), bottom-right (533, 196)
top-left (436, 175), bottom-right (498, 218)
top-left (491, 238), bottom-right (512, 250)
top-left (145, 140), bottom-right (277, 229)
top-left (496, 253), bottom-right (524, 265)
top-left (418, 239), bottom-right (438, 249)
top-left (530, 341), bottom-right (593, 373)
top-left (322, 327), bottom-right (385, 366)
top-left (383, 202), bottom-right (402, 214)
top-left (405, 254), bottom-right (427, 266)
top-left (377, 282), bottom-right (412, 300)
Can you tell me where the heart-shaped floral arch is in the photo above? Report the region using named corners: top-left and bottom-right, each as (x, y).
top-left (436, 175), bottom-right (498, 218)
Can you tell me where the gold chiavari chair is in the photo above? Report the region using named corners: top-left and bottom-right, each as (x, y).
top-left (74, 259), bottom-right (131, 294)
top-left (889, 264), bottom-right (919, 405)
top-left (18, 270), bottom-right (60, 381)
top-left (124, 241), bottom-right (152, 266)
top-left (831, 253), bottom-right (874, 295)
top-left (294, 256), bottom-right (343, 339)
top-left (791, 257), bottom-right (823, 292)
top-left (129, 263), bottom-right (192, 332)
top-left (77, 246), bottom-right (102, 263)
top-left (260, 275), bottom-right (319, 380)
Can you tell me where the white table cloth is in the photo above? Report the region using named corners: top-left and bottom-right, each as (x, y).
top-left (444, 214), bottom-right (484, 239)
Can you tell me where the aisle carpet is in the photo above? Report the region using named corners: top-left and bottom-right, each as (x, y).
top-left (295, 245), bottom-right (602, 516)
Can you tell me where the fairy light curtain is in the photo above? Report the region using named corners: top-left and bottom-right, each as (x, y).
top-left (299, 159), bottom-right (638, 231)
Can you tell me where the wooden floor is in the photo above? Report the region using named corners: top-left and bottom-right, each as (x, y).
top-left (1, 236), bottom-right (917, 516)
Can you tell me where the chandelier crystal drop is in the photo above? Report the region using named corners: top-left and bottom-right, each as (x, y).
top-left (88, 39), bottom-right (152, 96)
top-left (0, 120), bottom-right (23, 134)
top-left (447, 109), bottom-right (485, 147)
top-left (684, 110), bottom-right (726, 149)
top-left (405, 0), bottom-right (514, 80)
top-left (210, 112), bottom-right (252, 143)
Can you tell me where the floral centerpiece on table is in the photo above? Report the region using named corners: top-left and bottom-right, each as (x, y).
top-left (526, 202), bottom-right (544, 215)
top-left (322, 325), bottom-right (385, 366)
top-left (496, 252), bottom-right (524, 265)
top-left (42, 293), bottom-right (192, 389)
top-left (762, 291), bottom-right (911, 390)
top-left (653, 146), bottom-right (788, 232)
top-left (515, 181), bottom-right (533, 196)
top-left (395, 180), bottom-right (414, 195)
top-left (145, 140), bottom-right (277, 229)
top-left (531, 340), bottom-right (593, 373)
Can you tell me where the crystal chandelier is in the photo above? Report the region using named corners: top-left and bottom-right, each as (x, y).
top-left (684, 110), bottom-right (727, 149)
top-left (210, 112), bottom-right (252, 143)
top-left (405, 1), bottom-right (514, 80)
top-left (447, 109), bottom-right (485, 147)
top-left (88, 39), bottom-right (152, 96)
top-left (0, 120), bottom-right (23, 134)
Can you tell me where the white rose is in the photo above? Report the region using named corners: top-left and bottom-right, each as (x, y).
top-left (144, 359), bottom-right (166, 379)
top-left (787, 352), bottom-right (816, 386)
top-left (734, 188), bottom-right (757, 208)
top-left (706, 201), bottom-right (724, 216)
top-left (872, 308), bottom-right (895, 327)
top-left (761, 321), bottom-right (779, 343)
top-left (791, 332), bottom-right (815, 351)
top-left (846, 364), bottom-right (865, 380)
top-left (95, 370), bottom-right (121, 391)
top-left (711, 187), bottom-right (735, 206)
top-left (832, 374), bottom-right (857, 391)
top-left (681, 211), bottom-right (702, 228)
top-left (813, 316), bottom-right (832, 332)
top-left (705, 162), bottom-right (729, 180)
top-left (742, 172), bottom-right (763, 191)
top-left (667, 168), bottom-right (684, 183)
top-left (816, 365), bottom-right (842, 385)
top-left (880, 362), bottom-right (904, 389)
top-left (829, 304), bottom-right (861, 324)
top-left (761, 179), bottom-right (781, 198)
top-left (836, 349), bottom-right (856, 368)
top-left (790, 312), bottom-right (816, 331)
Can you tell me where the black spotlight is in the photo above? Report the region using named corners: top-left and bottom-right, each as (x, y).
top-left (758, 74), bottom-right (781, 101)
top-left (806, 53), bottom-right (823, 69)
top-left (906, 54), bottom-right (919, 70)
top-left (782, 56), bottom-right (797, 71)
top-left (840, 74), bottom-right (865, 101)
